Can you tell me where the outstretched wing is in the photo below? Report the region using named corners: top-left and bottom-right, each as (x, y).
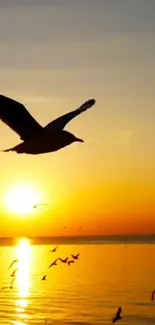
top-left (116, 307), bottom-right (122, 318)
top-left (45, 99), bottom-right (95, 132)
top-left (0, 95), bottom-right (43, 140)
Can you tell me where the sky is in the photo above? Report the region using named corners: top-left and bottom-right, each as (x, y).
top-left (0, 0), bottom-right (155, 237)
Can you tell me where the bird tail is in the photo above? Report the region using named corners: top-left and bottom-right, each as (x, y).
top-left (1, 145), bottom-right (23, 153)
top-left (2, 147), bottom-right (14, 152)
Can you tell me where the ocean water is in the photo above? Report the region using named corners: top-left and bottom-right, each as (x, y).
top-left (0, 238), bottom-right (155, 324)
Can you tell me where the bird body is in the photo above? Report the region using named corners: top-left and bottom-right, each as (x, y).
top-left (0, 95), bottom-right (95, 155)
top-left (42, 275), bottom-right (46, 281)
top-left (50, 246), bottom-right (58, 253)
top-left (10, 268), bottom-right (18, 277)
top-left (59, 257), bottom-right (68, 263)
top-left (48, 259), bottom-right (58, 268)
top-left (5, 130), bottom-right (82, 154)
top-left (68, 260), bottom-right (75, 266)
top-left (33, 203), bottom-right (51, 209)
top-left (72, 253), bottom-right (80, 260)
top-left (1, 278), bottom-right (15, 290)
top-left (112, 307), bottom-right (122, 323)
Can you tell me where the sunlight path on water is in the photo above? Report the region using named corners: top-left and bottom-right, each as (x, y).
top-left (13, 238), bottom-right (31, 325)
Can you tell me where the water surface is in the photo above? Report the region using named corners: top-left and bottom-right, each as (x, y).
top-left (0, 238), bottom-right (155, 324)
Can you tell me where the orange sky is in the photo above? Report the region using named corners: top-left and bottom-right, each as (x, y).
top-left (0, 1), bottom-right (155, 237)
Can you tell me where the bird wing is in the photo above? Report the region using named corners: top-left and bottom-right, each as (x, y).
top-left (0, 95), bottom-right (43, 140)
top-left (44, 99), bottom-right (95, 132)
top-left (8, 260), bottom-right (15, 270)
top-left (116, 307), bottom-right (122, 318)
top-left (10, 278), bottom-right (15, 286)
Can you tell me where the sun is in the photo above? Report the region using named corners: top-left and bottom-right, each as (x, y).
top-left (5, 184), bottom-right (41, 215)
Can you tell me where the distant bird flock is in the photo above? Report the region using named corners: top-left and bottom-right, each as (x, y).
top-left (2, 246), bottom-right (80, 289)
top-left (2, 245), bottom-right (155, 323)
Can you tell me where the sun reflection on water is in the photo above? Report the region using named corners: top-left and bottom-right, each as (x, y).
top-left (14, 238), bottom-right (31, 325)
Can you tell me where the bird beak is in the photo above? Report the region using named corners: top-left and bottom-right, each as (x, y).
top-left (76, 138), bottom-right (84, 143)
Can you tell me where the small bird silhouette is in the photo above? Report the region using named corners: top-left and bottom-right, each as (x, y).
top-left (1, 278), bottom-right (15, 290)
top-left (33, 203), bottom-right (51, 209)
top-left (8, 259), bottom-right (18, 270)
top-left (68, 260), bottom-right (75, 266)
top-left (59, 257), bottom-right (68, 263)
top-left (42, 275), bottom-right (47, 281)
top-left (151, 290), bottom-right (155, 301)
top-left (10, 268), bottom-right (18, 277)
top-left (50, 246), bottom-right (58, 253)
top-left (112, 307), bottom-right (122, 323)
top-left (48, 259), bottom-right (58, 268)
top-left (71, 253), bottom-right (80, 260)
top-left (0, 95), bottom-right (96, 154)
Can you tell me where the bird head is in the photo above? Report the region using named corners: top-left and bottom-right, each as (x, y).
top-left (74, 137), bottom-right (84, 143)
top-left (64, 131), bottom-right (84, 144)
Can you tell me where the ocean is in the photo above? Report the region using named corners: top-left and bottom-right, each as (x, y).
top-left (0, 235), bottom-right (155, 324)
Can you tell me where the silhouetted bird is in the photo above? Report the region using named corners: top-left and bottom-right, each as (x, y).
top-left (112, 307), bottom-right (122, 323)
top-left (151, 290), bottom-right (155, 301)
top-left (59, 257), bottom-right (68, 263)
top-left (0, 95), bottom-right (95, 154)
top-left (8, 259), bottom-right (18, 270)
top-left (42, 275), bottom-right (47, 281)
top-left (72, 253), bottom-right (80, 260)
top-left (10, 268), bottom-right (18, 277)
top-left (48, 259), bottom-right (58, 268)
top-left (68, 260), bottom-right (75, 266)
top-left (1, 278), bottom-right (15, 290)
top-left (33, 203), bottom-right (51, 209)
top-left (50, 246), bottom-right (58, 253)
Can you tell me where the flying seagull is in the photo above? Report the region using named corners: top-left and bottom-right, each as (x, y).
top-left (48, 259), bottom-right (58, 268)
top-left (59, 257), bottom-right (68, 263)
top-left (68, 260), bottom-right (75, 266)
top-left (50, 246), bottom-right (58, 253)
top-left (0, 95), bottom-right (96, 154)
top-left (1, 278), bottom-right (15, 290)
top-left (33, 203), bottom-right (51, 209)
top-left (71, 253), bottom-right (80, 260)
top-left (112, 307), bottom-right (122, 323)
top-left (42, 275), bottom-right (47, 281)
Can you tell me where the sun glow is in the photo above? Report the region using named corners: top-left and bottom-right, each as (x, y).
top-left (5, 184), bottom-right (41, 215)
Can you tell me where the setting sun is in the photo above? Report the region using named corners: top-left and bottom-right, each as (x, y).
top-left (4, 184), bottom-right (41, 216)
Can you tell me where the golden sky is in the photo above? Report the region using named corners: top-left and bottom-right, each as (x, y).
top-left (0, 0), bottom-right (155, 236)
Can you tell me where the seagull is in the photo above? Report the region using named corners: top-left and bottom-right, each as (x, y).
top-left (0, 95), bottom-right (96, 154)
top-left (112, 307), bottom-right (122, 323)
top-left (8, 259), bottom-right (18, 270)
top-left (50, 246), bottom-right (58, 253)
top-left (33, 203), bottom-right (51, 209)
top-left (151, 290), bottom-right (155, 301)
top-left (42, 275), bottom-right (47, 281)
top-left (68, 260), bottom-right (75, 266)
top-left (71, 253), bottom-right (80, 260)
top-left (48, 259), bottom-right (58, 268)
top-left (59, 257), bottom-right (68, 263)
top-left (1, 278), bottom-right (15, 290)
top-left (10, 268), bottom-right (18, 277)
